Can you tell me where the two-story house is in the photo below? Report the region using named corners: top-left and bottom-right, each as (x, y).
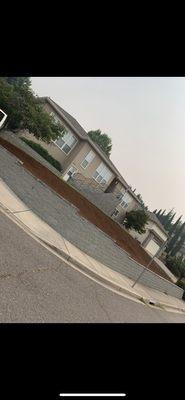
top-left (19, 96), bottom-right (141, 215)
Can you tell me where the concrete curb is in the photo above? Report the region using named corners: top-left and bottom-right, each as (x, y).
top-left (33, 237), bottom-right (185, 314)
top-left (33, 238), bottom-right (149, 302)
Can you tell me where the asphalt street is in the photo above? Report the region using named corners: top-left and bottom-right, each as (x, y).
top-left (0, 211), bottom-right (185, 322)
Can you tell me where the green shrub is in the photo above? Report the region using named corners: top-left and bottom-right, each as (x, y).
top-left (166, 254), bottom-right (185, 279)
top-left (21, 138), bottom-right (62, 172)
top-left (123, 209), bottom-right (149, 234)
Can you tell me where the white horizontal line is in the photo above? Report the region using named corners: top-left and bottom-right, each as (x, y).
top-left (59, 394), bottom-right (126, 397)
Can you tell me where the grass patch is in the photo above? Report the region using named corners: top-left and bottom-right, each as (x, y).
top-left (21, 138), bottom-right (62, 172)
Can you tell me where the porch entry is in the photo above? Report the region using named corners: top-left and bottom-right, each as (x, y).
top-left (63, 165), bottom-right (78, 182)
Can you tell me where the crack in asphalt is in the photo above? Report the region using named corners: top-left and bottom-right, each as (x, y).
top-left (0, 265), bottom-right (54, 282)
top-left (93, 287), bottom-right (113, 322)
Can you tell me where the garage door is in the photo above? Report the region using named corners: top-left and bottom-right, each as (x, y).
top-left (145, 239), bottom-right (160, 256)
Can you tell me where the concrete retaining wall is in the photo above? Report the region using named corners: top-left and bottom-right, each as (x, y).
top-left (111, 254), bottom-right (183, 299)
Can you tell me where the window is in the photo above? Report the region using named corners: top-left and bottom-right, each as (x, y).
top-left (119, 191), bottom-right (132, 209)
top-left (120, 199), bottom-right (129, 209)
top-left (50, 112), bottom-right (60, 124)
top-left (55, 131), bottom-right (77, 154)
top-left (112, 209), bottom-right (119, 217)
top-left (50, 112), bottom-right (61, 123)
top-left (63, 165), bottom-right (78, 182)
top-left (66, 165), bottom-right (78, 178)
top-left (92, 162), bottom-right (112, 186)
top-left (81, 150), bottom-right (95, 169)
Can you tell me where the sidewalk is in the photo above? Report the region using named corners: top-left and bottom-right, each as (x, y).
top-left (0, 178), bottom-right (185, 314)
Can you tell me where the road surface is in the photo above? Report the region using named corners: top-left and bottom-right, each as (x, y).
top-left (0, 211), bottom-right (185, 322)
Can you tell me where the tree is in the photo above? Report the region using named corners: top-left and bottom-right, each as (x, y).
top-left (88, 129), bottom-right (112, 157)
top-left (123, 209), bottom-right (149, 234)
top-left (169, 215), bottom-right (182, 235)
top-left (166, 254), bottom-right (185, 279)
top-left (166, 219), bottom-right (185, 255)
top-left (136, 194), bottom-right (148, 210)
top-left (163, 208), bottom-right (176, 231)
top-left (166, 210), bottom-right (176, 230)
top-left (159, 209), bottom-right (166, 225)
top-left (6, 77), bottom-right (31, 89)
top-left (170, 228), bottom-right (185, 257)
top-left (156, 209), bottom-right (162, 219)
top-left (155, 208), bottom-right (180, 233)
top-left (0, 77), bottom-right (65, 143)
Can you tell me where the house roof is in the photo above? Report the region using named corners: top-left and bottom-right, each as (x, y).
top-left (147, 211), bottom-right (168, 236)
top-left (39, 96), bottom-right (141, 205)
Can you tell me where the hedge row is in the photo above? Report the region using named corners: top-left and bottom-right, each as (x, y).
top-left (21, 138), bottom-right (62, 172)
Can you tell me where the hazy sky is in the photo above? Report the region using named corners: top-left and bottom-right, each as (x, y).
top-left (31, 77), bottom-right (185, 219)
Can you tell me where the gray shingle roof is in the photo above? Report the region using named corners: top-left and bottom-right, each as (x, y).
top-left (49, 98), bottom-right (88, 138)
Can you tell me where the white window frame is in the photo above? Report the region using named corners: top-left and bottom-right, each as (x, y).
top-left (62, 165), bottom-right (78, 182)
top-left (81, 150), bottom-right (95, 169)
top-left (119, 191), bottom-right (132, 209)
top-left (54, 131), bottom-right (78, 155)
top-left (66, 165), bottom-right (78, 178)
top-left (120, 199), bottom-right (129, 209)
top-left (112, 208), bottom-right (119, 217)
top-left (92, 163), bottom-right (112, 186)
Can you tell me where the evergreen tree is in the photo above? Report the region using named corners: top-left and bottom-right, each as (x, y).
top-left (136, 194), bottom-right (148, 210)
top-left (170, 227), bottom-right (185, 257)
top-left (160, 209), bottom-right (167, 225)
top-left (156, 209), bottom-right (162, 220)
top-left (166, 254), bottom-right (185, 279)
top-left (168, 215), bottom-right (182, 235)
top-left (163, 209), bottom-right (176, 231)
top-left (168, 211), bottom-right (176, 225)
top-left (167, 220), bottom-right (185, 255)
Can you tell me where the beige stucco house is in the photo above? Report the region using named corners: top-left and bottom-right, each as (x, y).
top-left (20, 96), bottom-right (141, 213)
top-left (128, 211), bottom-right (168, 257)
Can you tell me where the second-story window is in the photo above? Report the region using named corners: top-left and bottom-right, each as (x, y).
top-left (50, 112), bottom-right (60, 124)
top-left (55, 131), bottom-right (78, 155)
top-left (92, 162), bottom-right (112, 186)
top-left (81, 150), bottom-right (95, 169)
top-left (119, 191), bottom-right (132, 209)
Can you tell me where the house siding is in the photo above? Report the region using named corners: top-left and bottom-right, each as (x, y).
top-left (145, 239), bottom-right (160, 256)
top-left (18, 107), bottom-right (115, 191)
top-left (63, 142), bottom-right (115, 190)
top-left (110, 181), bottom-right (140, 222)
top-left (129, 221), bottom-right (168, 244)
